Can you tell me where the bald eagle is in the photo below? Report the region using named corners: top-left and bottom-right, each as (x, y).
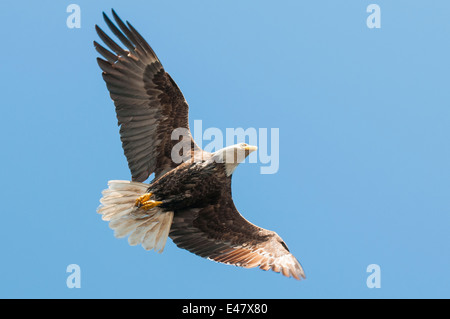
top-left (95, 10), bottom-right (305, 280)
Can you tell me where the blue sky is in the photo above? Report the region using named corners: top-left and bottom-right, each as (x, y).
top-left (1, 0), bottom-right (449, 298)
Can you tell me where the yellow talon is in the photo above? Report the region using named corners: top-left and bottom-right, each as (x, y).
top-left (135, 193), bottom-right (152, 207)
top-left (140, 200), bottom-right (163, 210)
top-left (135, 193), bottom-right (163, 210)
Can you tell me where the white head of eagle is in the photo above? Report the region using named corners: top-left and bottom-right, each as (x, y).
top-left (211, 143), bottom-right (258, 176)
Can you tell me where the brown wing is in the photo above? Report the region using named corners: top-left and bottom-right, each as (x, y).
top-left (94, 10), bottom-right (205, 181)
top-left (169, 194), bottom-right (305, 280)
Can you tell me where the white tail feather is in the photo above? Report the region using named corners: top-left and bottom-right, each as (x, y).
top-left (97, 180), bottom-right (174, 253)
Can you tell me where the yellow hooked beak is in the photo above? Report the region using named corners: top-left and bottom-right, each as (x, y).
top-left (243, 145), bottom-right (258, 152)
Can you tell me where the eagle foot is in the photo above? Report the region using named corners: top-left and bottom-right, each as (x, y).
top-left (135, 193), bottom-right (163, 210)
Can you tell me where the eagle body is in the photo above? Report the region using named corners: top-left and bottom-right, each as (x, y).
top-left (148, 158), bottom-right (227, 211)
top-left (95, 10), bottom-right (305, 280)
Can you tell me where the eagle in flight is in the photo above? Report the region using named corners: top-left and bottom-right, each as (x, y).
top-left (95, 10), bottom-right (305, 280)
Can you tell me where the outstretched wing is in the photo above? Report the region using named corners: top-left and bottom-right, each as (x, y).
top-left (94, 10), bottom-right (205, 181)
top-left (169, 193), bottom-right (305, 280)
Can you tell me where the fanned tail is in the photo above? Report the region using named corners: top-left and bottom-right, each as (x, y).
top-left (97, 180), bottom-right (174, 253)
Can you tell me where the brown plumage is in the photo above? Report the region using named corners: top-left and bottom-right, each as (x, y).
top-left (95, 9), bottom-right (305, 280)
